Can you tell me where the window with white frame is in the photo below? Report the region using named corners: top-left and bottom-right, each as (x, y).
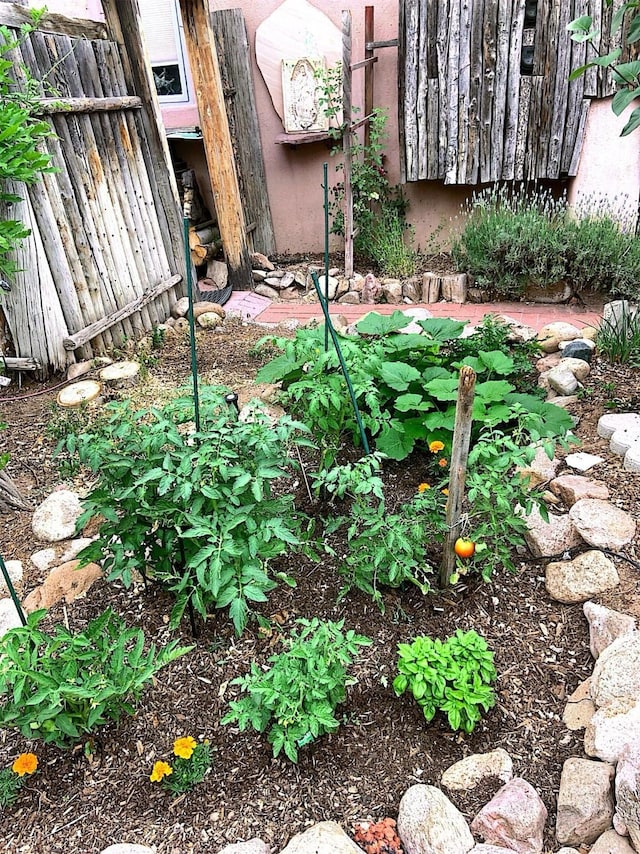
top-left (139, 0), bottom-right (191, 103)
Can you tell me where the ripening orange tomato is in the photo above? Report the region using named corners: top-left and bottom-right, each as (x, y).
top-left (454, 537), bottom-right (475, 559)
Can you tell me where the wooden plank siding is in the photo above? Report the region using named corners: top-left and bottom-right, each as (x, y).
top-left (400, 0), bottom-right (624, 184)
top-left (0, 6), bottom-right (184, 372)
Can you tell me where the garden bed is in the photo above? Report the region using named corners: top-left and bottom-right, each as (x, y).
top-left (0, 318), bottom-right (639, 853)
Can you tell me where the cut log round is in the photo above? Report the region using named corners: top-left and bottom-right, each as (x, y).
top-left (99, 361), bottom-right (140, 388)
top-left (57, 380), bottom-right (103, 408)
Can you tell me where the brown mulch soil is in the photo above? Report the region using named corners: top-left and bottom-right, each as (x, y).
top-left (0, 318), bottom-right (639, 854)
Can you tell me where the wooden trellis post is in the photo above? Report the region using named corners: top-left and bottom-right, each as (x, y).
top-left (178, 0), bottom-right (253, 290)
top-left (440, 365), bottom-right (476, 588)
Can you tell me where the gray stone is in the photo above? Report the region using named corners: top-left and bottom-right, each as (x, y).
top-left (279, 821), bottom-right (364, 854)
top-left (30, 538), bottom-right (93, 573)
top-left (171, 296), bottom-right (190, 318)
top-left (589, 829), bottom-right (636, 854)
top-left (557, 357), bottom-right (591, 381)
top-left (555, 757), bottom-right (615, 846)
top-left (547, 367), bottom-right (579, 395)
top-left (550, 395), bottom-right (580, 409)
top-left (252, 269), bottom-right (267, 282)
top-left (381, 279), bottom-right (403, 304)
top-left (205, 260), bottom-right (228, 289)
top-left (565, 452), bottom-right (604, 472)
top-left (614, 743), bottom-right (640, 851)
top-left (32, 489), bottom-right (83, 543)
top-left (560, 340), bottom-right (594, 362)
top-left (471, 777), bottom-right (547, 854)
top-left (563, 678), bottom-right (595, 731)
top-left (0, 560), bottom-right (23, 596)
top-left (597, 412), bottom-right (640, 440)
top-left (549, 475), bottom-right (609, 506)
top-left (255, 284), bottom-right (280, 300)
top-left (398, 784), bottom-right (475, 854)
top-left (217, 840), bottom-right (270, 854)
top-left (569, 499), bottom-right (636, 551)
top-left (338, 291), bottom-right (361, 304)
top-left (0, 597), bottom-right (24, 639)
top-left (441, 749), bottom-right (513, 791)
top-left (522, 504), bottom-right (583, 558)
top-left (591, 632), bottom-right (640, 708)
top-left (603, 300), bottom-right (638, 334)
top-left (545, 551), bottom-right (620, 604)
top-left (583, 601), bottom-right (636, 660)
top-left (250, 252), bottom-right (275, 272)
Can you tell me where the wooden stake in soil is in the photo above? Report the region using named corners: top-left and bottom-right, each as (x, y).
top-left (440, 365), bottom-right (476, 588)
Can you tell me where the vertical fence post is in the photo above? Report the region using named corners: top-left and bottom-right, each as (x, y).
top-left (0, 552), bottom-right (26, 627)
top-left (440, 366), bottom-right (476, 588)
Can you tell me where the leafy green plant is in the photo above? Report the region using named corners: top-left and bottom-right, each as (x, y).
top-left (0, 12), bottom-right (56, 279)
top-left (452, 185), bottom-right (640, 300)
top-left (0, 609), bottom-right (190, 748)
top-left (72, 386), bottom-right (312, 634)
top-left (0, 753), bottom-right (37, 808)
top-left (150, 736), bottom-right (211, 794)
top-left (221, 618), bottom-right (371, 762)
top-left (597, 303), bottom-right (640, 365)
top-left (393, 629), bottom-right (496, 733)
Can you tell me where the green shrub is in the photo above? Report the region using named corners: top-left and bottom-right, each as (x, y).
top-left (221, 618), bottom-right (371, 761)
top-left (452, 185), bottom-right (640, 300)
top-left (0, 609), bottom-right (190, 748)
top-left (393, 629), bottom-right (496, 733)
top-left (72, 386), bottom-right (313, 634)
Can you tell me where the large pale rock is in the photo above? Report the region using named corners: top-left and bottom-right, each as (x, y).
top-left (563, 678), bottom-right (595, 731)
top-left (279, 821), bottom-right (363, 854)
top-left (583, 601), bottom-right (636, 660)
top-left (0, 598), bottom-right (24, 639)
top-left (317, 275), bottom-right (339, 300)
top-left (30, 538), bottom-right (94, 573)
top-left (250, 252), bottom-right (275, 272)
top-left (471, 778), bottom-right (547, 854)
top-left (255, 283), bottom-right (280, 300)
top-left (569, 499), bottom-right (636, 551)
top-left (589, 829), bottom-right (636, 853)
top-left (441, 749), bottom-right (513, 791)
top-left (171, 296), bottom-right (189, 318)
top-left (614, 743), bottom-right (640, 851)
top-left (23, 559), bottom-right (103, 612)
top-left (546, 367), bottom-right (579, 396)
top-left (0, 560), bottom-right (23, 596)
top-left (398, 784), bottom-right (475, 854)
top-left (537, 322), bottom-right (581, 353)
top-left (32, 490), bottom-right (83, 542)
top-left (565, 452), bottom-right (604, 472)
top-left (217, 840), bottom-right (270, 854)
top-left (381, 279), bottom-right (403, 304)
top-left (545, 551), bottom-right (620, 604)
top-left (197, 312), bottom-right (223, 329)
top-left (555, 757), bottom-right (615, 846)
top-left (549, 475), bottom-right (609, 506)
top-left (192, 301), bottom-right (225, 319)
top-left (518, 446), bottom-right (560, 489)
top-left (585, 698), bottom-right (640, 763)
top-left (522, 504), bottom-right (583, 558)
top-left (591, 632), bottom-right (640, 707)
top-left (557, 357), bottom-right (591, 381)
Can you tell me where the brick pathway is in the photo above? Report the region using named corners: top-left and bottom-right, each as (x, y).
top-left (226, 291), bottom-right (603, 332)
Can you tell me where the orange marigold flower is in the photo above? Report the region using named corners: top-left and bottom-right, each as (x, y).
top-left (173, 736), bottom-right (197, 760)
top-left (438, 457), bottom-right (448, 467)
top-left (150, 760), bottom-right (173, 783)
top-left (12, 753), bottom-right (37, 777)
top-left (429, 440), bottom-right (445, 453)
top-left (418, 482), bottom-right (430, 492)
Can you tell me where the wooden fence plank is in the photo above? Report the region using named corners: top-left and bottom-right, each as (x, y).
top-left (548, 0), bottom-right (573, 177)
top-left (444, 0), bottom-right (461, 184)
top-left (479, 0), bottom-right (498, 182)
top-left (456, 0), bottom-right (472, 183)
top-left (0, 4), bottom-right (107, 39)
top-left (436, 0), bottom-right (450, 178)
top-left (491, 0), bottom-right (511, 181)
top-left (502, 0), bottom-right (525, 180)
top-left (416, 0), bottom-right (429, 180)
top-left (403, 0), bottom-right (420, 180)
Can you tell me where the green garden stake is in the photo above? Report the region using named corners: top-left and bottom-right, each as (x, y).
top-left (0, 551), bottom-right (26, 626)
top-left (311, 271), bottom-right (370, 456)
top-left (323, 162), bottom-right (330, 353)
top-left (183, 214), bottom-right (201, 432)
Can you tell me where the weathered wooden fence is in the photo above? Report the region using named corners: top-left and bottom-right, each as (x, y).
top-left (0, 2), bottom-right (185, 373)
top-left (400, 0), bottom-right (624, 184)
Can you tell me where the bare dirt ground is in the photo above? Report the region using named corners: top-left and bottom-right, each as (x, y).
top-left (0, 317), bottom-right (638, 854)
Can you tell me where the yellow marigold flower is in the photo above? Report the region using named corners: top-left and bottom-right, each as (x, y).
top-left (429, 440), bottom-right (445, 453)
top-left (438, 457), bottom-right (448, 467)
top-left (12, 753), bottom-right (37, 777)
top-left (418, 482), bottom-right (430, 492)
top-left (150, 760), bottom-right (173, 783)
top-left (441, 488), bottom-right (449, 496)
top-left (173, 735), bottom-right (197, 759)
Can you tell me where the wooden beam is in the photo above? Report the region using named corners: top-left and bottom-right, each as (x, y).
top-left (63, 275), bottom-right (182, 350)
top-left (1, 356), bottom-right (42, 371)
top-left (351, 56), bottom-right (377, 72)
top-left (0, 4), bottom-right (107, 39)
top-left (178, 0), bottom-right (253, 290)
top-left (36, 96), bottom-right (142, 115)
top-left (365, 39), bottom-right (399, 50)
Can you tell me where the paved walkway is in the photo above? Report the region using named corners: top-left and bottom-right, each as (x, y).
top-left (225, 291), bottom-right (603, 332)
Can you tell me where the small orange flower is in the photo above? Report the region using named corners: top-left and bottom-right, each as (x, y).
top-left (441, 488), bottom-right (449, 496)
top-left (418, 482), bottom-right (430, 492)
top-left (173, 736), bottom-right (197, 759)
top-left (150, 760), bottom-right (173, 782)
top-left (438, 458), bottom-right (448, 467)
top-left (12, 753), bottom-right (37, 777)
top-left (429, 440), bottom-right (445, 453)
